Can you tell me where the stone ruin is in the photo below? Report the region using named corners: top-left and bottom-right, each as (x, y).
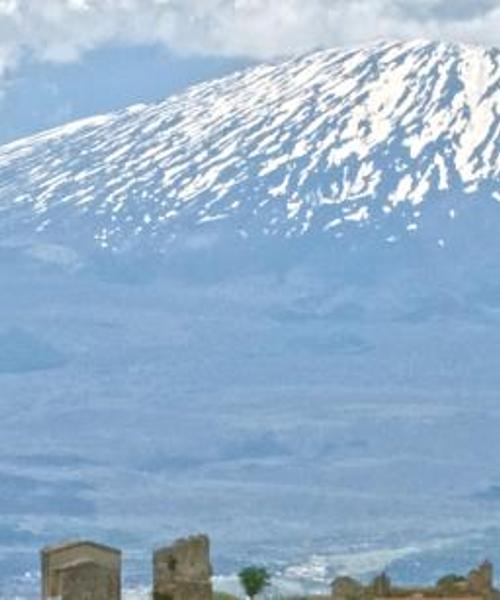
top-left (40, 540), bottom-right (121, 600)
top-left (330, 561), bottom-right (499, 600)
top-left (38, 536), bottom-right (497, 600)
top-left (468, 562), bottom-right (495, 599)
top-left (40, 534), bottom-right (213, 600)
top-left (153, 534), bottom-right (213, 600)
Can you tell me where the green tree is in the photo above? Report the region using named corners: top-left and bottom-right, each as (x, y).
top-left (238, 566), bottom-right (271, 599)
top-left (437, 574), bottom-right (467, 591)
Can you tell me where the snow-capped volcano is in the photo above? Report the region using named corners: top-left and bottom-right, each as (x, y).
top-left (1, 39), bottom-right (500, 600)
top-left (0, 39), bottom-right (498, 250)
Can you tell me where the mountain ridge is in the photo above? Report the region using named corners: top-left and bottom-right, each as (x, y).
top-left (0, 38), bottom-right (498, 252)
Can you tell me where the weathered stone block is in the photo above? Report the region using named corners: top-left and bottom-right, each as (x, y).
top-left (41, 540), bottom-right (121, 600)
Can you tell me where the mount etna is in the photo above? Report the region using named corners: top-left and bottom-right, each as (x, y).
top-left (0, 39), bottom-right (499, 599)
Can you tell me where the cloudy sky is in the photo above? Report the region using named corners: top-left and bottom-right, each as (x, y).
top-left (0, 0), bottom-right (499, 143)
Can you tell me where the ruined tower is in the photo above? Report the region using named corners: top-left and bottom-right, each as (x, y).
top-left (153, 534), bottom-right (213, 600)
top-left (467, 561), bottom-right (494, 598)
top-left (40, 540), bottom-right (121, 600)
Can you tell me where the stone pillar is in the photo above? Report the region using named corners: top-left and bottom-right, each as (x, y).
top-left (153, 534), bottom-right (213, 600)
top-left (40, 540), bottom-right (121, 600)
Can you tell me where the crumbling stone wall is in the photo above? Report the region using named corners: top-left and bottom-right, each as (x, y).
top-left (331, 562), bottom-right (497, 600)
top-left (41, 540), bottom-right (121, 600)
top-left (153, 534), bottom-right (213, 600)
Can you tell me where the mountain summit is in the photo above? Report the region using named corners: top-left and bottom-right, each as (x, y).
top-left (0, 39), bottom-right (498, 250)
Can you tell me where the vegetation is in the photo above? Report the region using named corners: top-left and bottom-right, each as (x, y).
top-left (238, 566), bottom-right (271, 599)
top-left (437, 575), bottom-right (467, 588)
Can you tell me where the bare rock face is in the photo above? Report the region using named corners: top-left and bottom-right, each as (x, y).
top-left (40, 540), bottom-right (121, 600)
top-left (153, 534), bottom-right (213, 600)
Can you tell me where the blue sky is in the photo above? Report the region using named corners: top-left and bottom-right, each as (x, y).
top-left (0, 0), bottom-right (498, 144)
top-left (0, 45), bottom-right (251, 144)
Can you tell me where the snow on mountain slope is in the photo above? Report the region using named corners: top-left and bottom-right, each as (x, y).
top-left (0, 39), bottom-right (498, 250)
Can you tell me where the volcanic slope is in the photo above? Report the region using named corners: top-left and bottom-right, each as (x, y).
top-left (0, 39), bottom-right (498, 251)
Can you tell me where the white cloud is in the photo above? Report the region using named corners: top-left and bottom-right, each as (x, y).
top-left (0, 0), bottom-right (498, 77)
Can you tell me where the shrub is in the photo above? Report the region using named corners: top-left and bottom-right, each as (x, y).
top-left (437, 574), bottom-right (467, 589)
